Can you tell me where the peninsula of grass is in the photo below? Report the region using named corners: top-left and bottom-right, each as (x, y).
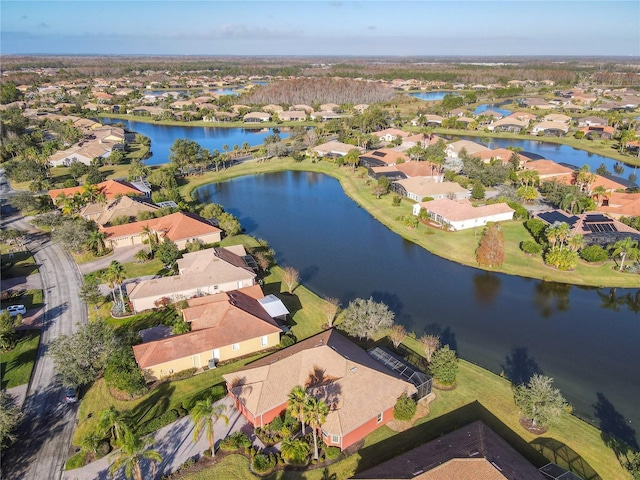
top-left (99, 113), bottom-right (317, 130)
top-left (0, 330), bottom-right (40, 389)
top-left (181, 157), bottom-right (638, 288)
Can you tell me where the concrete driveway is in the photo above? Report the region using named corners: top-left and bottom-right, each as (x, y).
top-left (78, 245), bottom-right (144, 275)
top-left (61, 396), bottom-right (246, 480)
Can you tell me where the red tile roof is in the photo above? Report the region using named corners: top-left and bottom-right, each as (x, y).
top-left (49, 179), bottom-right (143, 202)
top-left (102, 212), bottom-right (221, 242)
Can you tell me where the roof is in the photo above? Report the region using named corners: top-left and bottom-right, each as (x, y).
top-left (354, 421), bottom-right (545, 480)
top-left (395, 161), bottom-right (439, 178)
top-left (360, 148), bottom-right (408, 165)
top-left (134, 287), bottom-right (281, 369)
top-left (102, 212), bottom-right (221, 243)
top-left (533, 121), bottom-right (570, 132)
top-left (421, 198), bottom-right (514, 222)
top-left (223, 330), bottom-right (417, 436)
top-left (446, 140), bottom-right (491, 156)
top-left (313, 140), bottom-right (362, 156)
top-left (127, 246), bottom-right (256, 301)
top-left (523, 160), bottom-right (574, 178)
top-left (79, 196), bottom-right (159, 226)
top-left (395, 178), bottom-right (468, 197)
top-left (258, 294), bottom-right (290, 318)
top-left (49, 179), bottom-right (144, 202)
top-left (596, 192), bottom-right (640, 217)
top-left (373, 128), bottom-right (411, 139)
top-left (471, 148), bottom-right (530, 164)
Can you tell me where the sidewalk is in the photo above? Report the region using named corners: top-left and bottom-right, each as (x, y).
top-left (62, 396), bottom-right (247, 480)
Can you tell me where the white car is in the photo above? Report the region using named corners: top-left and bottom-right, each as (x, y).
top-left (5, 305), bottom-right (26, 317)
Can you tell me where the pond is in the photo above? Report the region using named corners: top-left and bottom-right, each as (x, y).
top-left (407, 91), bottom-right (454, 101)
top-left (103, 119), bottom-right (289, 166)
top-left (195, 170), bottom-right (640, 445)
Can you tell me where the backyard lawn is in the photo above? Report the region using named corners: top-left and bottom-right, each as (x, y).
top-left (0, 330), bottom-right (40, 389)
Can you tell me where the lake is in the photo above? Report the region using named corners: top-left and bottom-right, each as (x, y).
top-left (196, 170), bottom-right (640, 446)
top-left (103, 119), bottom-right (289, 166)
top-left (407, 91), bottom-right (453, 101)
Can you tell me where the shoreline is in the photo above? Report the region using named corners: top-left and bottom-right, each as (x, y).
top-left (181, 158), bottom-right (640, 289)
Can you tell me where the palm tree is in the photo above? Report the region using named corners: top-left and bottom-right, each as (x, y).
top-left (610, 237), bottom-right (640, 272)
top-left (280, 438), bottom-right (311, 465)
top-left (141, 224), bottom-right (155, 255)
top-left (190, 398), bottom-right (229, 456)
top-left (287, 385), bottom-right (308, 435)
top-left (304, 396), bottom-right (329, 460)
top-left (97, 406), bottom-right (134, 447)
top-left (109, 430), bottom-right (163, 480)
top-left (105, 260), bottom-right (126, 307)
top-left (81, 183), bottom-right (101, 203)
top-left (242, 142), bottom-right (251, 155)
top-left (87, 229), bottom-right (107, 256)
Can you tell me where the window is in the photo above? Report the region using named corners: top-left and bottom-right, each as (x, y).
top-left (261, 335), bottom-right (268, 347)
top-left (377, 412), bottom-right (383, 423)
top-left (331, 434), bottom-right (340, 444)
top-left (232, 343), bottom-right (240, 351)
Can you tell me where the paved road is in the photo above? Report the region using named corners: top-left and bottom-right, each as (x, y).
top-left (1, 174), bottom-right (88, 480)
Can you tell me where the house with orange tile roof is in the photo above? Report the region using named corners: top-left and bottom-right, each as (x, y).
top-left (102, 211), bottom-right (222, 250)
top-left (471, 148), bottom-right (530, 166)
top-left (133, 285), bottom-right (282, 381)
top-left (595, 192), bottom-right (640, 218)
top-left (223, 329), bottom-right (418, 451)
top-left (580, 125), bottom-right (616, 140)
top-left (49, 179), bottom-right (146, 204)
top-left (445, 140), bottom-right (491, 158)
top-left (359, 148), bottom-right (408, 168)
top-left (413, 198), bottom-right (514, 231)
top-left (522, 159), bottom-right (574, 182)
top-left (127, 245), bottom-right (256, 312)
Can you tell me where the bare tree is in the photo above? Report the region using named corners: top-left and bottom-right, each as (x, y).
top-left (388, 324), bottom-right (408, 350)
top-left (321, 297), bottom-right (340, 328)
top-left (281, 266), bottom-right (299, 294)
top-left (420, 334), bottom-right (440, 363)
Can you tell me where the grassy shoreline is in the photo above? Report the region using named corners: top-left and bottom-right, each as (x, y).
top-left (180, 157), bottom-right (639, 288)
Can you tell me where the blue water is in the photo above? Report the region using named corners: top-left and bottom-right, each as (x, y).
top-left (196, 170), bottom-right (640, 444)
top-left (103, 119), bottom-right (288, 166)
top-left (407, 91), bottom-right (454, 101)
top-left (474, 103), bottom-right (512, 116)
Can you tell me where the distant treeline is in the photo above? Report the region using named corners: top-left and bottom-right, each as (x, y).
top-left (243, 78), bottom-right (396, 106)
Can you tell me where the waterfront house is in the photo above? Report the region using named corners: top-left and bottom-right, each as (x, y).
top-left (243, 112), bottom-right (271, 122)
top-left (359, 149), bottom-right (407, 169)
top-left (49, 179), bottom-right (146, 204)
top-left (531, 121), bottom-right (570, 136)
top-left (393, 177), bottom-right (469, 201)
top-left (222, 329), bottom-right (418, 451)
top-left (312, 141), bottom-right (364, 159)
top-left (413, 198), bottom-right (514, 231)
top-left (78, 195), bottom-right (159, 226)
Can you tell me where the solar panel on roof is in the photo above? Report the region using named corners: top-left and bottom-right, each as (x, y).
top-left (372, 151), bottom-right (386, 157)
top-left (538, 211), bottom-right (579, 227)
top-left (585, 214), bottom-right (612, 223)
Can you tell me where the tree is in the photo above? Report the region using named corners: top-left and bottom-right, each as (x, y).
top-left (109, 430), bottom-right (163, 480)
top-left (0, 389), bottom-right (23, 448)
top-left (471, 181), bottom-right (485, 200)
top-left (280, 438), bottom-right (311, 465)
top-left (321, 297), bottom-right (340, 328)
top-left (513, 374), bottom-right (567, 430)
top-left (218, 212), bottom-right (242, 236)
top-left (97, 406), bottom-right (135, 447)
top-left (476, 224), bottom-right (505, 268)
top-left (420, 334), bottom-right (440, 363)
top-left (340, 297), bottom-right (395, 340)
top-left (287, 385), bottom-right (308, 435)
top-left (68, 161), bottom-right (88, 180)
top-left (428, 345), bottom-right (458, 386)
top-left (393, 393), bottom-right (417, 421)
top-left (104, 347), bottom-right (147, 396)
top-left (191, 398), bottom-right (229, 455)
top-left (105, 260), bottom-right (126, 308)
top-left (155, 239), bottom-right (181, 266)
top-left (87, 229), bottom-right (107, 256)
top-left (0, 310), bottom-right (21, 350)
top-left (49, 319), bottom-right (118, 387)
top-left (85, 165), bottom-right (107, 185)
top-left (625, 451), bottom-right (640, 480)
top-left (79, 277), bottom-right (103, 310)
top-left (282, 266), bottom-right (299, 294)
top-left (609, 237), bottom-right (640, 272)
top-left (51, 217), bottom-right (93, 253)
top-left (344, 148), bottom-right (361, 171)
top-left (387, 324), bottom-right (407, 350)
top-left (169, 138), bottom-right (201, 170)
top-left (305, 396), bottom-right (329, 460)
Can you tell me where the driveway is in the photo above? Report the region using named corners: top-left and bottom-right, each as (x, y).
top-left (78, 245), bottom-right (143, 275)
top-left (61, 396), bottom-right (246, 480)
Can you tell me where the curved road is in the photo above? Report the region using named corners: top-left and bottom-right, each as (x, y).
top-left (1, 172), bottom-right (88, 480)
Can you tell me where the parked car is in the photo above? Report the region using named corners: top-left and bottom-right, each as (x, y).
top-left (5, 305), bottom-right (26, 317)
top-left (64, 387), bottom-right (78, 404)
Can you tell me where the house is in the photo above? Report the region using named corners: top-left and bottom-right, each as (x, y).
top-left (310, 111), bottom-right (343, 121)
top-left (372, 128), bottom-right (411, 143)
top-left (262, 104), bottom-right (284, 113)
top-left (531, 121), bottom-right (570, 136)
top-left (543, 113), bottom-right (571, 123)
top-left (278, 111), bottom-right (307, 122)
top-left (471, 148), bottom-right (529, 166)
top-left (445, 140), bottom-right (491, 158)
top-left (127, 245), bottom-right (256, 312)
top-left (78, 196), bottom-right (159, 226)
top-left (312, 141), bottom-right (363, 159)
top-left (102, 211), bottom-right (222, 250)
top-left (320, 103), bottom-right (340, 112)
top-left (521, 98), bottom-right (554, 109)
top-left (522, 160), bottom-right (574, 182)
top-left (359, 149), bottom-right (407, 168)
top-left (393, 178), bottom-right (469, 201)
top-left (487, 117), bottom-right (528, 133)
top-left (411, 114), bottom-right (444, 126)
top-left (354, 421), bottom-right (546, 480)
top-left (577, 116), bottom-right (608, 127)
top-left (222, 329), bottom-right (419, 451)
top-left (395, 161), bottom-right (440, 179)
top-left (413, 198), bottom-right (514, 231)
top-left (49, 179), bottom-right (146, 204)
top-left (48, 142), bottom-right (114, 167)
top-left (133, 285), bottom-right (283, 381)
top-left (243, 112), bottom-right (271, 123)
top-left (580, 125), bottom-right (615, 140)
top-left (595, 192), bottom-right (640, 219)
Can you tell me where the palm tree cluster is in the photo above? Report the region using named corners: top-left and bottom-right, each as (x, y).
top-left (55, 183), bottom-right (107, 215)
top-left (286, 386), bottom-right (329, 461)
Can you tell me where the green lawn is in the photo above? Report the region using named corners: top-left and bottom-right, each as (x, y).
top-left (0, 330), bottom-right (40, 389)
top-left (0, 289), bottom-right (44, 311)
top-left (1, 251), bottom-right (38, 279)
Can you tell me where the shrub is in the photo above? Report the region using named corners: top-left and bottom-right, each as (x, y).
top-left (580, 244), bottom-right (609, 263)
top-left (325, 446), bottom-right (341, 460)
top-left (279, 332), bottom-right (296, 347)
top-left (545, 247), bottom-right (579, 271)
top-left (392, 195), bottom-right (402, 206)
top-left (429, 345), bottom-right (458, 386)
top-left (137, 409), bottom-right (180, 435)
top-left (96, 440), bottom-right (111, 458)
top-left (104, 347), bottom-right (147, 396)
top-left (520, 240), bottom-right (542, 255)
top-left (507, 201), bottom-right (529, 220)
top-left (62, 179), bottom-right (78, 188)
top-left (170, 368), bottom-right (196, 381)
top-left (393, 392), bottom-right (417, 421)
top-left (524, 218), bottom-right (547, 243)
top-left (252, 453), bottom-right (276, 474)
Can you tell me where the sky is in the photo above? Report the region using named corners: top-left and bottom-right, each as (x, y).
top-left (1, 0), bottom-right (639, 57)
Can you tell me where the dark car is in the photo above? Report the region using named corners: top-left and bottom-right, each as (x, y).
top-left (64, 387), bottom-right (78, 404)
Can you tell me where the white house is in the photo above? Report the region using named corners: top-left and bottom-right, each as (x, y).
top-left (413, 198), bottom-right (514, 231)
